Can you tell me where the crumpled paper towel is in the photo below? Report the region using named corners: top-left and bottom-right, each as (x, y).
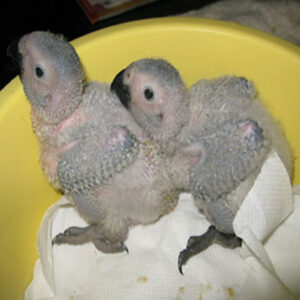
top-left (181, 0), bottom-right (300, 46)
top-left (25, 150), bottom-right (300, 300)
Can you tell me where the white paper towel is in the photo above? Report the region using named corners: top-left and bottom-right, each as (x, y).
top-left (25, 150), bottom-right (300, 300)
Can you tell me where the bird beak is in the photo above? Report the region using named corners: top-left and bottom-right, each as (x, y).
top-left (110, 69), bottom-right (132, 109)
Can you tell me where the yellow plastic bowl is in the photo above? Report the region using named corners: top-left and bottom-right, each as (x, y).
top-left (0, 18), bottom-right (299, 299)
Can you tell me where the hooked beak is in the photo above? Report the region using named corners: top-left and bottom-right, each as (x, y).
top-left (110, 69), bottom-right (132, 109)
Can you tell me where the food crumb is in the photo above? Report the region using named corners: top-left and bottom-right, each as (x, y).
top-left (137, 276), bottom-right (148, 283)
top-left (172, 286), bottom-right (185, 300)
top-left (227, 287), bottom-right (234, 298)
top-left (198, 283), bottom-right (212, 300)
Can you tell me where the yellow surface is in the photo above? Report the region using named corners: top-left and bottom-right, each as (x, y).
top-left (0, 17), bottom-right (299, 299)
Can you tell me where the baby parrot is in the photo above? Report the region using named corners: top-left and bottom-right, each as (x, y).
top-left (18, 31), bottom-right (84, 189)
top-left (111, 58), bottom-right (293, 272)
top-left (18, 33), bottom-right (180, 253)
top-left (54, 82), bottom-right (180, 253)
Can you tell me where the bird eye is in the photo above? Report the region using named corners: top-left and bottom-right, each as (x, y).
top-left (144, 88), bottom-right (154, 101)
top-left (35, 67), bottom-right (44, 78)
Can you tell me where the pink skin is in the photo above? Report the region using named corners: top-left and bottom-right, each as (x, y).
top-left (53, 107), bottom-right (86, 134)
top-left (41, 140), bottom-right (78, 180)
top-left (19, 32), bottom-right (85, 187)
top-left (19, 32), bottom-right (83, 125)
top-left (180, 144), bottom-right (202, 168)
top-left (124, 67), bottom-right (169, 121)
top-left (108, 126), bottom-right (129, 148)
top-left (118, 63), bottom-right (189, 153)
top-left (20, 35), bottom-right (59, 112)
top-left (238, 120), bottom-right (257, 138)
top-left (37, 112), bottom-right (128, 185)
top-left (33, 107), bottom-right (86, 187)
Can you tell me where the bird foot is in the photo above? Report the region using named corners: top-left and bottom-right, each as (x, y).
top-left (178, 226), bottom-right (242, 274)
top-left (52, 225), bottom-right (129, 254)
top-left (52, 226), bottom-right (90, 245)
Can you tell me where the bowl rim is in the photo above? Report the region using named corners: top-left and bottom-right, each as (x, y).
top-left (2, 17), bottom-right (299, 119)
top-left (72, 17), bottom-right (300, 56)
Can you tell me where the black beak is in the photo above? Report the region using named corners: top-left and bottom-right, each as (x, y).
top-left (110, 69), bottom-right (131, 109)
top-left (6, 37), bottom-right (23, 76)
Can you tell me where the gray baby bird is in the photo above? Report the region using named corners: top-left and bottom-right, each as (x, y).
top-left (18, 33), bottom-right (180, 253)
top-left (18, 31), bottom-right (84, 189)
top-left (111, 58), bottom-right (293, 272)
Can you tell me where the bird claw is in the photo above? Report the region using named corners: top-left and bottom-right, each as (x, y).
top-left (121, 242), bottom-right (129, 253)
top-left (178, 249), bottom-right (190, 275)
top-left (177, 226), bottom-right (242, 274)
top-left (52, 233), bottom-right (63, 245)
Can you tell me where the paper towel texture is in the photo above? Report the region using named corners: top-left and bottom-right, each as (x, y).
top-left (26, 151), bottom-right (299, 300)
top-left (182, 0), bottom-right (300, 46)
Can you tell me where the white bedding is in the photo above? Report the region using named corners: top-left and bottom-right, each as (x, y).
top-left (25, 151), bottom-right (300, 300)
